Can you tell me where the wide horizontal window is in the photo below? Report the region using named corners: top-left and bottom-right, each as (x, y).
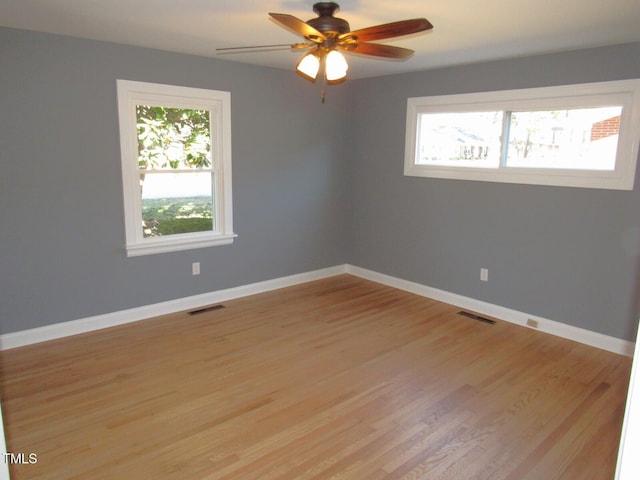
top-left (405, 80), bottom-right (640, 190)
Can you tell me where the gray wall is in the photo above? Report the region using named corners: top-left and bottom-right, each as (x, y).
top-left (1, 26), bottom-right (639, 342)
top-left (347, 44), bottom-right (640, 341)
top-left (0, 27), bottom-right (351, 334)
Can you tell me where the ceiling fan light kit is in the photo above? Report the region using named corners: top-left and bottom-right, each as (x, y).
top-left (296, 49), bottom-right (321, 81)
top-left (324, 50), bottom-right (348, 82)
top-left (218, 2), bottom-right (433, 100)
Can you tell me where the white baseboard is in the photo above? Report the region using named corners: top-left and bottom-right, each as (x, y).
top-left (1, 263), bottom-right (633, 356)
top-left (0, 265), bottom-right (347, 350)
top-left (345, 265), bottom-right (635, 357)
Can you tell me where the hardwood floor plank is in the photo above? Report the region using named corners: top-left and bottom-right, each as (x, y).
top-left (0, 275), bottom-right (631, 479)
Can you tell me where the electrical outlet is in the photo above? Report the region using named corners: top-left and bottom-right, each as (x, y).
top-left (526, 318), bottom-right (539, 328)
top-left (480, 268), bottom-right (488, 282)
top-left (192, 262), bottom-right (200, 276)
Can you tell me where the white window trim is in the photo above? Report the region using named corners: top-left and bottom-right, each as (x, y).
top-left (404, 80), bottom-right (640, 190)
top-left (117, 80), bottom-right (235, 257)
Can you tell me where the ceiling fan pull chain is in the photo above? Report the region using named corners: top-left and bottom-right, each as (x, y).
top-left (321, 74), bottom-right (327, 103)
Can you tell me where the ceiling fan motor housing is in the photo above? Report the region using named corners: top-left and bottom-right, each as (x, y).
top-left (308, 2), bottom-right (350, 36)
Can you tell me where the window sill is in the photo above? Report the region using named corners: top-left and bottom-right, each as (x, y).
top-left (125, 232), bottom-right (237, 257)
top-left (404, 163), bottom-right (635, 190)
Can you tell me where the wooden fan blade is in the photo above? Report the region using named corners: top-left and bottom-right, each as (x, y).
top-left (339, 18), bottom-right (432, 43)
top-left (216, 43), bottom-right (313, 54)
top-left (269, 13), bottom-right (327, 43)
top-left (343, 42), bottom-right (415, 59)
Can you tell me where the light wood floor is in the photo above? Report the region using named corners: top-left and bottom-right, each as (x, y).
top-left (0, 275), bottom-right (632, 479)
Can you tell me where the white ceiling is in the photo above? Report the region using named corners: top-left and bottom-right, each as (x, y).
top-left (2, 0), bottom-right (640, 80)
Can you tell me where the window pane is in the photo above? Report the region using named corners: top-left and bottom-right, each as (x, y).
top-left (506, 107), bottom-right (622, 170)
top-left (136, 105), bottom-right (211, 170)
top-left (140, 172), bottom-right (214, 238)
top-left (416, 112), bottom-right (503, 168)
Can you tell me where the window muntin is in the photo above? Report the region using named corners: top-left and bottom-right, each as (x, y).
top-left (117, 80), bottom-right (235, 256)
top-left (405, 80), bottom-right (640, 190)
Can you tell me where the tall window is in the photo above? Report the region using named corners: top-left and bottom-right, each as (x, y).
top-left (117, 80), bottom-right (235, 256)
top-left (405, 80), bottom-right (640, 190)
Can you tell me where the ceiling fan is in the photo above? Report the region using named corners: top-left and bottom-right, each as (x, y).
top-left (217, 2), bottom-right (433, 100)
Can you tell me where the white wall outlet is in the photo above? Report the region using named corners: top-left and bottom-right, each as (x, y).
top-left (480, 268), bottom-right (488, 282)
top-left (192, 262), bottom-right (200, 276)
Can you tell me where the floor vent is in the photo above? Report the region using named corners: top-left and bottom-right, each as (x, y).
top-left (188, 305), bottom-right (225, 316)
top-left (458, 311), bottom-right (496, 325)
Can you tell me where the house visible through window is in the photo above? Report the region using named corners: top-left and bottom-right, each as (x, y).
top-left (117, 80), bottom-right (235, 256)
top-left (405, 80), bottom-right (640, 190)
